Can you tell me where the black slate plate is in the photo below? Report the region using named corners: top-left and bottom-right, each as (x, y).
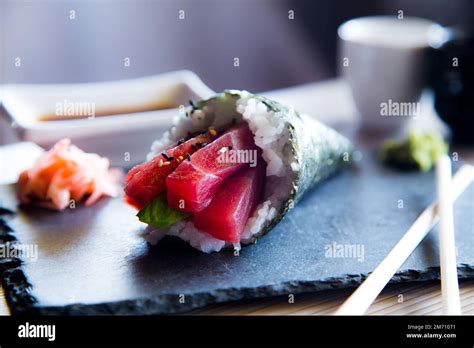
top-left (0, 151), bottom-right (473, 315)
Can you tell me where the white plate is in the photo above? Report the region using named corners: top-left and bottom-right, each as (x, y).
top-left (0, 70), bottom-right (215, 166)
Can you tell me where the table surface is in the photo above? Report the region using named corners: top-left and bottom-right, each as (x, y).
top-left (1, 79), bottom-right (473, 315)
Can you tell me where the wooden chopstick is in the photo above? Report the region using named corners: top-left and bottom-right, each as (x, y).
top-left (436, 155), bottom-right (462, 314)
top-left (334, 164), bottom-right (473, 315)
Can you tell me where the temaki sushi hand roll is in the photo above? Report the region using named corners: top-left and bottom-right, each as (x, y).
top-left (125, 90), bottom-right (353, 253)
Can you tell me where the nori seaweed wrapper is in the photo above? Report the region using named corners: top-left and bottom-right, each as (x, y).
top-left (194, 90), bottom-right (354, 241)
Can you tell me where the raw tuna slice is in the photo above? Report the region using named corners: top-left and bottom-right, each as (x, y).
top-left (194, 160), bottom-right (266, 243)
top-left (166, 124), bottom-right (259, 213)
top-left (124, 132), bottom-right (214, 209)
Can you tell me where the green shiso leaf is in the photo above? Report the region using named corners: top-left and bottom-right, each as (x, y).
top-left (136, 194), bottom-right (190, 228)
top-left (380, 132), bottom-right (448, 172)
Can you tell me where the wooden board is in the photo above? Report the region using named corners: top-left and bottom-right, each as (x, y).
top-left (191, 279), bottom-right (474, 315)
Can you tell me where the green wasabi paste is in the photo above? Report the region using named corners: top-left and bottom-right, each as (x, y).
top-left (380, 132), bottom-right (448, 172)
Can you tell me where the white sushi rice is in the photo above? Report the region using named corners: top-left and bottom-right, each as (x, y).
top-left (145, 92), bottom-right (297, 253)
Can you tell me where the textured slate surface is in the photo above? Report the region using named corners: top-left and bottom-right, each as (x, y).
top-left (0, 151), bottom-right (473, 315)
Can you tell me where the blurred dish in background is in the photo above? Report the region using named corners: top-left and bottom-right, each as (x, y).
top-left (338, 16), bottom-right (448, 135)
top-left (430, 35), bottom-right (474, 145)
top-left (0, 71), bottom-right (215, 167)
top-left (0, 142), bottom-right (44, 185)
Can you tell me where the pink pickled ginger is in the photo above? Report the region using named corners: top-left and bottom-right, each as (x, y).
top-left (17, 139), bottom-right (122, 210)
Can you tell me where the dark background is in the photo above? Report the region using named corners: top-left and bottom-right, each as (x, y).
top-left (1, 0), bottom-right (473, 92)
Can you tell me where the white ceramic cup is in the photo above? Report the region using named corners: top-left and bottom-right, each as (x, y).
top-left (338, 16), bottom-right (448, 133)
